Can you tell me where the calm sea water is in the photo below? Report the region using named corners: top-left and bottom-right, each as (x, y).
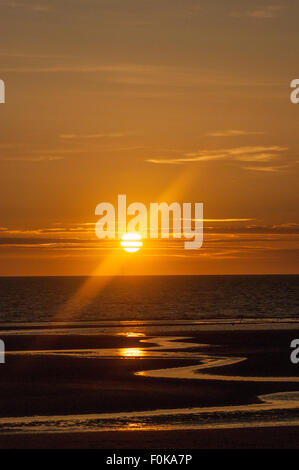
top-left (0, 275), bottom-right (298, 324)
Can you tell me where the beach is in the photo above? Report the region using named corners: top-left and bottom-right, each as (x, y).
top-left (2, 427), bottom-right (299, 449)
top-left (0, 323), bottom-right (299, 448)
top-left (1, 0), bottom-right (298, 451)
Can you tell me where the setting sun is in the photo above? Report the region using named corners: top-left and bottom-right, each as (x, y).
top-left (121, 233), bottom-right (143, 253)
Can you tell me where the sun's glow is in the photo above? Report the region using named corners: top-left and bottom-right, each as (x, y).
top-left (117, 332), bottom-right (145, 337)
top-left (119, 348), bottom-right (145, 358)
top-left (121, 232), bottom-right (143, 253)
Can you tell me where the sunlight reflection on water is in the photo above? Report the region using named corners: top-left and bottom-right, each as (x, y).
top-left (119, 348), bottom-right (146, 358)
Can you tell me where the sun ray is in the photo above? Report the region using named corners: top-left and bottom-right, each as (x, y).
top-left (54, 171), bottom-right (194, 321)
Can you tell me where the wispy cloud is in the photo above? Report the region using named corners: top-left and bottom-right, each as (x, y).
top-left (0, 0), bottom-right (51, 12)
top-left (244, 223), bottom-right (299, 233)
top-left (0, 61), bottom-right (283, 92)
top-left (0, 64), bottom-right (159, 74)
top-left (230, 5), bottom-right (285, 19)
top-left (0, 52), bottom-right (65, 58)
top-left (243, 164), bottom-right (289, 172)
top-left (147, 145), bottom-right (287, 165)
top-left (60, 132), bottom-right (128, 140)
top-left (206, 130), bottom-right (265, 137)
top-left (0, 156), bottom-right (63, 162)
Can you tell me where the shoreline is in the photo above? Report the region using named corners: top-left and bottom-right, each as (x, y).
top-left (0, 326), bottom-right (299, 447)
top-left (1, 426), bottom-right (299, 449)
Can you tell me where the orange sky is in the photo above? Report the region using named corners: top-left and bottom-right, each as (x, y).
top-left (0, 0), bottom-right (298, 275)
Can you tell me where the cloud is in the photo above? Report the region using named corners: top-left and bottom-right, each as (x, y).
top-left (147, 145), bottom-right (287, 165)
top-left (230, 5), bottom-right (285, 19)
top-left (0, 156), bottom-right (63, 162)
top-left (250, 223), bottom-right (299, 233)
top-left (203, 218), bottom-right (254, 223)
top-left (243, 164), bottom-right (289, 172)
top-left (0, 64), bottom-right (160, 74)
top-left (0, 61), bottom-right (282, 92)
top-left (0, 52), bottom-right (64, 58)
top-left (0, 238), bottom-right (95, 246)
top-left (206, 130), bottom-right (265, 137)
top-left (60, 132), bottom-right (128, 140)
top-left (204, 223), bottom-right (299, 235)
top-left (2, 221), bottom-right (299, 242)
top-left (0, 0), bottom-right (50, 12)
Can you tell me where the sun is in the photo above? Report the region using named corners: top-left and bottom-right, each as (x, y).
top-left (121, 232), bottom-right (143, 253)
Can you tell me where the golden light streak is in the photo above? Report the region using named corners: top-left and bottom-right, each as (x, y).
top-left (54, 170), bottom-right (194, 321)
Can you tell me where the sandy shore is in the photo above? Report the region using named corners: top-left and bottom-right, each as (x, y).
top-left (0, 328), bottom-right (299, 448)
top-left (1, 426), bottom-right (299, 449)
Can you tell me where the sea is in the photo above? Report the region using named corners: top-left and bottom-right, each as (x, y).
top-left (0, 275), bottom-right (299, 434)
top-left (0, 275), bottom-right (298, 324)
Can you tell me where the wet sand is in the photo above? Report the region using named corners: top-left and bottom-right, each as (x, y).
top-left (1, 426), bottom-right (299, 449)
top-left (0, 327), bottom-right (299, 448)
